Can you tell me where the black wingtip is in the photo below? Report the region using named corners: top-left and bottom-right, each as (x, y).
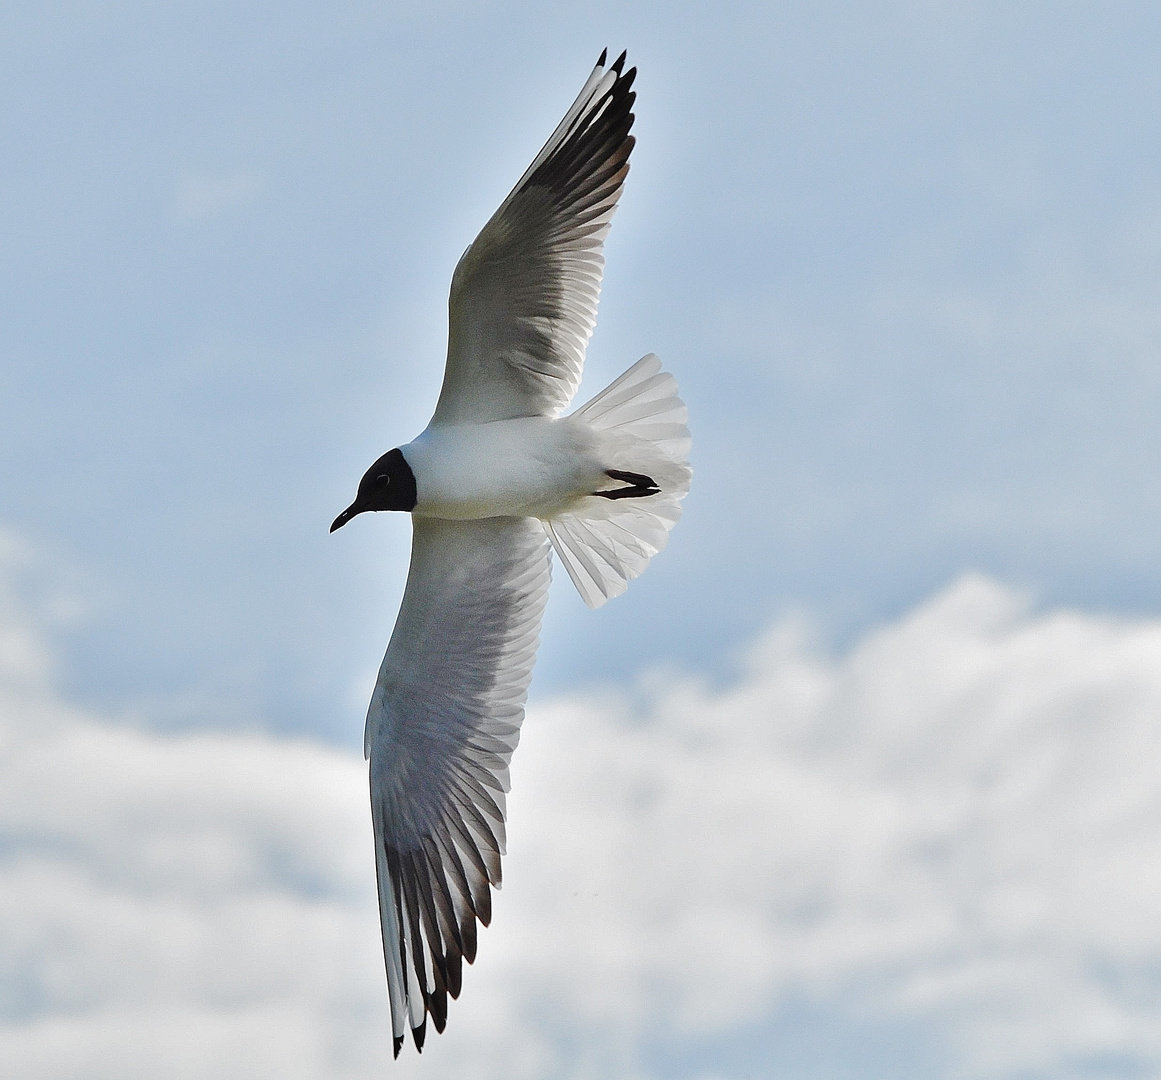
top-left (393, 1034), bottom-right (404, 1059)
top-left (597, 47), bottom-right (608, 67)
top-left (412, 1019), bottom-right (427, 1053)
top-left (612, 49), bottom-right (628, 74)
top-left (432, 992), bottom-right (448, 1033)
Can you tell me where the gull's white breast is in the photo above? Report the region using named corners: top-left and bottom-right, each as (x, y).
top-left (401, 416), bottom-right (608, 520)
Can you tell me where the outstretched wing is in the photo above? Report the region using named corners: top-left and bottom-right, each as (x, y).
top-left (431, 50), bottom-right (637, 425)
top-left (364, 516), bottom-right (552, 1055)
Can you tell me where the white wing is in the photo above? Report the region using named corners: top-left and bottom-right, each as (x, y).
top-left (364, 516), bottom-right (552, 1055)
top-left (430, 50), bottom-right (637, 424)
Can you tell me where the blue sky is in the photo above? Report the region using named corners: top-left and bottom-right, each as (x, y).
top-left (4, 2), bottom-right (1161, 1077)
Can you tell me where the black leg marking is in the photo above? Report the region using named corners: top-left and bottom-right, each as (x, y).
top-left (607, 469), bottom-right (656, 487)
top-left (593, 469), bottom-right (661, 500)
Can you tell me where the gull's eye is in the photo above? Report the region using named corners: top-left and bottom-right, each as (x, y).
top-left (375, 474), bottom-right (391, 486)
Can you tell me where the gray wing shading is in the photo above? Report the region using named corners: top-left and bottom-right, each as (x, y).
top-left (431, 50), bottom-right (637, 425)
top-left (364, 516), bottom-right (552, 1055)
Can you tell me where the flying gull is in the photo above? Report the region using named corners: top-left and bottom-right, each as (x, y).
top-left (331, 49), bottom-right (692, 1056)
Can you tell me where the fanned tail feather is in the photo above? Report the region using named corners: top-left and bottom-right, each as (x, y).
top-left (547, 354), bottom-right (691, 607)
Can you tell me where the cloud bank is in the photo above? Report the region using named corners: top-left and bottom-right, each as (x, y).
top-left (2, 549), bottom-right (1160, 1077)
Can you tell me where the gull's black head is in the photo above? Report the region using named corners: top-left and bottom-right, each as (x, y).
top-left (330, 448), bottom-right (417, 532)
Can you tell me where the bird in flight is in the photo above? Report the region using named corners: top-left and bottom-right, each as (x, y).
top-left (330, 49), bottom-right (691, 1057)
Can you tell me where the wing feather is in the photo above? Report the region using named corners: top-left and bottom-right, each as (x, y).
top-left (432, 51), bottom-right (637, 424)
top-left (365, 516), bottom-right (552, 1053)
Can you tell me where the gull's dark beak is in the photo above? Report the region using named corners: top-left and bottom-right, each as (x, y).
top-left (330, 502), bottom-right (362, 533)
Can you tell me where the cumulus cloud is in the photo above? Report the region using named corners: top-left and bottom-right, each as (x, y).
top-left (506, 577), bottom-right (1161, 1076)
top-left (2, 550), bottom-right (1160, 1078)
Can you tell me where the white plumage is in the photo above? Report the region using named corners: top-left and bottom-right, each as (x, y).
top-left (332, 50), bottom-right (691, 1056)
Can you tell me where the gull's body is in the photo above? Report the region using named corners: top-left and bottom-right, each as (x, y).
top-left (404, 417), bottom-right (606, 520)
top-left (331, 51), bottom-right (691, 1056)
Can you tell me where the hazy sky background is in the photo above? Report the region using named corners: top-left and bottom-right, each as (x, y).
top-left (4, 2), bottom-right (1161, 1077)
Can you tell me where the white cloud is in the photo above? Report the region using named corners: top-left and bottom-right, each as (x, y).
top-left (176, 170), bottom-right (264, 219)
top-left (2, 550), bottom-right (1161, 1078)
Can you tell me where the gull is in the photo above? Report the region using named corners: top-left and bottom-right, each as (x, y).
top-left (330, 49), bottom-right (691, 1056)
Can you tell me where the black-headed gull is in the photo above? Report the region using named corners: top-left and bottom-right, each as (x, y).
top-left (331, 49), bottom-right (691, 1056)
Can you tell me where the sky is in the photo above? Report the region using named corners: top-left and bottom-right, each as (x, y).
top-left (4, 1), bottom-right (1161, 1076)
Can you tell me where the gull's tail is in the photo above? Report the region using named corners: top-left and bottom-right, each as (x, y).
top-left (544, 354), bottom-right (692, 608)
